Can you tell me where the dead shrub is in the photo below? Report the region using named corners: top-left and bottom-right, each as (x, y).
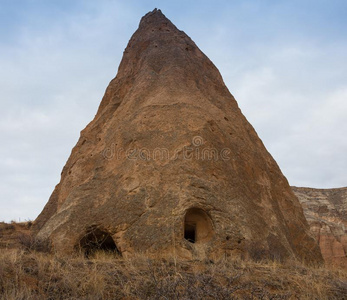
top-left (18, 233), bottom-right (51, 253)
top-left (246, 241), bottom-right (268, 262)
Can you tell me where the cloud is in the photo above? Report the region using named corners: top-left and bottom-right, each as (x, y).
top-left (228, 42), bottom-right (347, 188)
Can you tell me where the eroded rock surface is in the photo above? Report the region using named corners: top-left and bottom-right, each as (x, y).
top-left (293, 186), bottom-right (347, 268)
top-left (34, 9), bottom-right (322, 263)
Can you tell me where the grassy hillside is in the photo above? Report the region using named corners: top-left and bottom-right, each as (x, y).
top-left (1, 222), bottom-right (347, 299)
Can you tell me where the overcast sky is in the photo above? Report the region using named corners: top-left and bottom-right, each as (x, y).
top-left (0, 0), bottom-right (346, 222)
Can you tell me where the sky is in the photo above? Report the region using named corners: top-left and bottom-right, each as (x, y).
top-left (0, 0), bottom-right (346, 222)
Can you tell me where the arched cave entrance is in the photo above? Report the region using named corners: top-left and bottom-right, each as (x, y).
top-left (184, 208), bottom-right (213, 243)
top-left (79, 227), bottom-right (121, 257)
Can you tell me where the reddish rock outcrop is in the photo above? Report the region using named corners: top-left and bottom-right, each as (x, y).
top-left (34, 9), bottom-right (322, 263)
top-left (292, 186), bottom-right (347, 268)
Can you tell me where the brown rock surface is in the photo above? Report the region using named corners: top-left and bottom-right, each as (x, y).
top-left (34, 9), bottom-right (322, 263)
top-left (292, 186), bottom-right (347, 268)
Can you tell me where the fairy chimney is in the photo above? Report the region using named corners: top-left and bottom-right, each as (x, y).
top-left (35, 9), bottom-right (323, 263)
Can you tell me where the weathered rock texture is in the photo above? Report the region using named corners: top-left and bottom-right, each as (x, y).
top-left (292, 186), bottom-right (347, 268)
top-left (34, 9), bottom-right (322, 263)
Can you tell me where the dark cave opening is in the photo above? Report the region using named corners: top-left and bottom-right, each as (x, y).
top-left (79, 227), bottom-right (121, 257)
top-left (184, 208), bottom-right (213, 244)
top-left (184, 223), bottom-right (196, 243)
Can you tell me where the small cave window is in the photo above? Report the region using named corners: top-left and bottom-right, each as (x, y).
top-left (79, 227), bottom-right (121, 258)
top-left (184, 208), bottom-right (213, 244)
top-left (184, 223), bottom-right (196, 243)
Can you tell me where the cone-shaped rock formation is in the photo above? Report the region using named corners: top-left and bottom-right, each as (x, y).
top-left (35, 9), bottom-right (323, 262)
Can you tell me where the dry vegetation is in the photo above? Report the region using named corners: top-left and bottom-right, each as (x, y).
top-left (1, 222), bottom-right (347, 300)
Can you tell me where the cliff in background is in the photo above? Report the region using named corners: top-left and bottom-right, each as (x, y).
top-left (292, 186), bottom-right (347, 268)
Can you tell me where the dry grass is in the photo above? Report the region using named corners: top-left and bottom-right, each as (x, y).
top-left (1, 222), bottom-right (347, 299)
top-left (0, 248), bottom-right (346, 300)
